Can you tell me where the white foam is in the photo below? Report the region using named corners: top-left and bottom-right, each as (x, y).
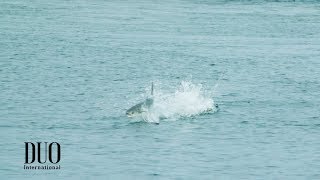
top-left (133, 81), bottom-right (217, 123)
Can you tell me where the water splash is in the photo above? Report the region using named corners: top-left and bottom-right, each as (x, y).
top-left (129, 81), bottom-right (218, 123)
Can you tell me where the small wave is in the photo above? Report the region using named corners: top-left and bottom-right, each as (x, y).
top-left (130, 81), bottom-right (218, 123)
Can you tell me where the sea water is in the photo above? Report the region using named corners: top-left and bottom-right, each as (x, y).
top-left (1, 0), bottom-right (320, 179)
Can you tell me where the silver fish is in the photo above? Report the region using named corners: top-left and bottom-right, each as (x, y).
top-left (126, 83), bottom-right (154, 117)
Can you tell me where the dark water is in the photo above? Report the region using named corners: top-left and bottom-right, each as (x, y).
top-left (1, 0), bottom-right (320, 179)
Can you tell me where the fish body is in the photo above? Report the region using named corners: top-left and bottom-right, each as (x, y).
top-left (125, 98), bottom-right (153, 117)
top-left (126, 83), bottom-right (154, 117)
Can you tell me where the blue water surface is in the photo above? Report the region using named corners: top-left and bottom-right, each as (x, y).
top-left (1, 0), bottom-right (320, 179)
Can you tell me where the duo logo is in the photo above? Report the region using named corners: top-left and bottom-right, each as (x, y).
top-left (24, 142), bottom-right (61, 164)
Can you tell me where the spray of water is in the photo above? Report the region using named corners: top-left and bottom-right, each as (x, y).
top-left (130, 81), bottom-right (218, 123)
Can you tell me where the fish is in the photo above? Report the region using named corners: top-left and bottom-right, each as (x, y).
top-left (126, 83), bottom-right (154, 118)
